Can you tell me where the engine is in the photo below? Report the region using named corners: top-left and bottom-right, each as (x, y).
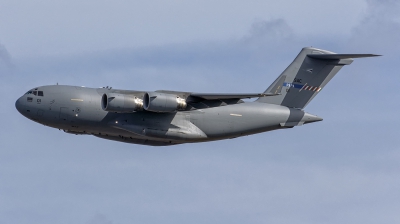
top-left (101, 93), bottom-right (143, 113)
top-left (143, 92), bottom-right (187, 112)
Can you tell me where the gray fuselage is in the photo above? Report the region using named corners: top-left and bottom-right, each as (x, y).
top-left (15, 85), bottom-right (321, 146)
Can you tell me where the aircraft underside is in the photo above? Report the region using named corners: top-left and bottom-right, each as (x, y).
top-left (15, 47), bottom-right (378, 146)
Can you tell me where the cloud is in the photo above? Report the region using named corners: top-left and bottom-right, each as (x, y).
top-left (17, 19), bottom-right (294, 71)
top-left (86, 213), bottom-right (113, 224)
top-left (3, 8), bottom-right (400, 224)
top-left (242, 19), bottom-right (293, 44)
top-left (10, 19), bottom-right (297, 92)
top-left (349, 0), bottom-right (400, 53)
top-left (0, 43), bottom-right (13, 75)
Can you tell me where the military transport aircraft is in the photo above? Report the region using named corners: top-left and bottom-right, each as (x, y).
top-left (15, 47), bottom-right (379, 146)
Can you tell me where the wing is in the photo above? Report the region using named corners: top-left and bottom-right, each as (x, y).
top-left (189, 92), bottom-right (278, 100)
top-left (154, 90), bottom-right (280, 102)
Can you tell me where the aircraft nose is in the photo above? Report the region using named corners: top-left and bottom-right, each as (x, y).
top-left (15, 96), bottom-right (25, 114)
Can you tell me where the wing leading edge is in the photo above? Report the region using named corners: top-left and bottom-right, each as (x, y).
top-left (189, 74), bottom-right (285, 100)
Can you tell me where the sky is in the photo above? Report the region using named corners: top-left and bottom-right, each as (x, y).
top-left (1, 0), bottom-right (400, 223)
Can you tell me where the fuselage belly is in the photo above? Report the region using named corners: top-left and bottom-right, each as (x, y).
top-left (16, 85), bottom-right (304, 146)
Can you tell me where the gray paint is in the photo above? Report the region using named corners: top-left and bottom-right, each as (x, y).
top-left (15, 47), bottom-right (379, 146)
top-left (257, 47), bottom-right (379, 109)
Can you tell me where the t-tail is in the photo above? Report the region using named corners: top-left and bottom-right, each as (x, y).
top-left (257, 47), bottom-right (380, 109)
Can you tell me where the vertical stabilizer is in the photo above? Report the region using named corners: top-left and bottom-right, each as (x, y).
top-left (257, 47), bottom-right (379, 109)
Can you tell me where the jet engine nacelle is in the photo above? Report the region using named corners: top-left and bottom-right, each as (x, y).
top-left (101, 93), bottom-right (143, 113)
top-left (143, 92), bottom-right (187, 112)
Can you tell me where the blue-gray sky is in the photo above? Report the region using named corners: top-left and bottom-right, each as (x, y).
top-left (1, 0), bottom-right (400, 223)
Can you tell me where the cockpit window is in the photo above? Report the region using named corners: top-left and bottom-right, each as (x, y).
top-left (25, 90), bottom-right (44, 96)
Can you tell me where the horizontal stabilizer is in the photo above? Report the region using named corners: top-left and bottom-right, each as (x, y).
top-left (190, 93), bottom-right (278, 100)
top-left (308, 54), bottom-right (381, 60)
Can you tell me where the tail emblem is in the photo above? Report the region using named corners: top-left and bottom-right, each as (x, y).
top-left (302, 85), bottom-right (322, 92)
top-left (284, 82), bottom-right (322, 92)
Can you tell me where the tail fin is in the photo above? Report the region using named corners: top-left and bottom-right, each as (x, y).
top-left (257, 47), bottom-right (379, 109)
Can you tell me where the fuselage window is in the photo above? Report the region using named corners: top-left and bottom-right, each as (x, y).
top-left (38, 91), bottom-right (44, 96)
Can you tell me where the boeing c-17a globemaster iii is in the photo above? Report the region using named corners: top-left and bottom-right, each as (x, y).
top-left (15, 47), bottom-right (379, 146)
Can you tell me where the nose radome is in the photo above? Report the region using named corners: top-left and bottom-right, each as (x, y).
top-left (15, 97), bottom-right (25, 114)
